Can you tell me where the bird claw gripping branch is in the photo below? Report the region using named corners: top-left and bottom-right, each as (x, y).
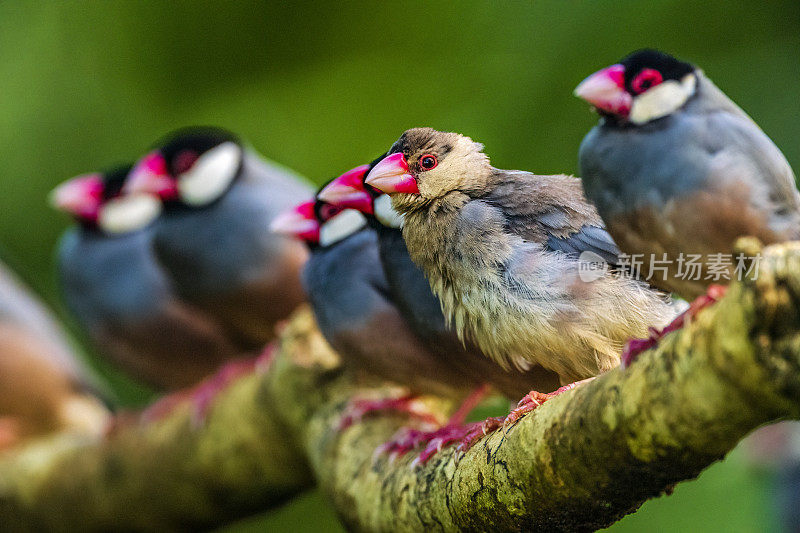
top-left (139, 344), bottom-right (276, 427)
top-left (622, 284), bottom-right (727, 367)
top-left (502, 378), bottom-right (594, 430)
top-left (338, 395), bottom-right (441, 431)
top-left (372, 382), bottom-right (591, 466)
top-left (374, 417), bottom-right (505, 467)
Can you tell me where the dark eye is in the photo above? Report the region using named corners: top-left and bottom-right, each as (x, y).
top-left (419, 154), bottom-right (438, 171)
top-left (319, 204), bottom-right (342, 221)
top-left (631, 68), bottom-right (664, 94)
top-left (174, 150), bottom-right (199, 175)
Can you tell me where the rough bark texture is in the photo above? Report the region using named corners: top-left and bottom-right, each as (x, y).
top-left (2, 239), bottom-right (800, 532)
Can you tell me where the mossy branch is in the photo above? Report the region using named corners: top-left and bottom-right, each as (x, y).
top-left (2, 240), bottom-right (800, 532)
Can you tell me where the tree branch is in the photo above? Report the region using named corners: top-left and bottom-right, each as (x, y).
top-left (2, 240), bottom-right (800, 532)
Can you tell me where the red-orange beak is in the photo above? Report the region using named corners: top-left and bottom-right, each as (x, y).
top-left (49, 173), bottom-right (104, 220)
top-left (317, 164), bottom-right (373, 214)
top-left (364, 153), bottom-right (419, 195)
top-left (574, 64), bottom-right (632, 117)
top-left (270, 201), bottom-right (320, 243)
top-left (123, 151), bottom-right (178, 199)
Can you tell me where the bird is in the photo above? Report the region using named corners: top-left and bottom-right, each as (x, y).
top-left (271, 192), bottom-right (482, 399)
top-left (365, 127), bottom-right (675, 385)
top-left (274, 191), bottom-right (526, 462)
top-left (0, 258), bottom-right (109, 450)
top-left (122, 127), bottom-right (312, 348)
top-left (575, 49), bottom-right (800, 299)
top-left (53, 165), bottom-right (241, 390)
top-left (318, 164), bottom-right (561, 399)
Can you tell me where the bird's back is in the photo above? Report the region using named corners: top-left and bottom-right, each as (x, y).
top-left (152, 152), bottom-right (311, 347)
top-left (58, 227), bottom-right (240, 389)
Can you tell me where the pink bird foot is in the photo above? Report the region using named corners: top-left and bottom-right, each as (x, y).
top-left (141, 345), bottom-right (276, 426)
top-left (371, 384), bottom-right (512, 465)
top-left (503, 378), bottom-right (593, 430)
top-left (339, 395), bottom-right (440, 431)
top-left (374, 416), bottom-right (505, 466)
top-left (622, 284), bottom-right (728, 367)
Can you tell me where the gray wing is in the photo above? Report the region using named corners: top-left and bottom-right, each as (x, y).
top-left (485, 171), bottom-right (620, 265)
top-left (546, 225), bottom-right (620, 265)
top-left (693, 74), bottom-right (799, 215)
top-left (704, 109), bottom-right (800, 227)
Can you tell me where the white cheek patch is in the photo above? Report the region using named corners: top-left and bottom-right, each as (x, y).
top-left (630, 73), bottom-right (696, 125)
top-left (374, 194), bottom-right (404, 228)
top-left (177, 142), bottom-right (241, 206)
top-left (97, 193), bottom-right (162, 234)
top-left (319, 209), bottom-right (366, 247)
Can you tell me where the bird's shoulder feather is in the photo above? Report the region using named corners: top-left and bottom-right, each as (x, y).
top-left (481, 171), bottom-right (620, 263)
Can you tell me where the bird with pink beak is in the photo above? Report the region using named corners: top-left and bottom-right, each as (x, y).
top-left (274, 189), bottom-right (487, 404)
top-left (52, 165), bottom-right (242, 390)
top-left (320, 163), bottom-right (562, 401)
top-left (122, 127), bottom-right (312, 349)
top-left (576, 49), bottom-right (800, 299)
top-left (365, 127), bottom-right (674, 406)
top-left (278, 185), bottom-right (561, 464)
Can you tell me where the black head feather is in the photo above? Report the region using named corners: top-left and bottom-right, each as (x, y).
top-left (100, 164), bottom-right (134, 201)
top-left (620, 49), bottom-right (695, 92)
top-left (313, 180), bottom-right (346, 224)
top-left (154, 126), bottom-right (240, 175)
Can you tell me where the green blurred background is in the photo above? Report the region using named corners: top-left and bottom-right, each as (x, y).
top-left (0, 0), bottom-right (796, 530)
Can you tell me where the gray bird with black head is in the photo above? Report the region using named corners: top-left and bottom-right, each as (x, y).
top-left (272, 192), bottom-right (487, 398)
top-left (123, 128), bottom-right (313, 348)
top-left (53, 166), bottom-right (240, 390)
top-left (576, 49), bottom-right (800, 298)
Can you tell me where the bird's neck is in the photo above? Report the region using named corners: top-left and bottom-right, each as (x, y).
top-left (401, 197), bottom-right (507, 314)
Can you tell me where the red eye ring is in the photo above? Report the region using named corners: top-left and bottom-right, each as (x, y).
top-left (419, 154), bottom-right (438, 171)
top-left (631, 68), bottom-right (663, 94)
top-left (174, 149), bottom-right (200, 175)
top-left (319, 203), bottom-right (344, 222)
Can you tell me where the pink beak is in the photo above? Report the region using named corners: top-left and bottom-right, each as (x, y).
top-left (270, 201), bottom-right (320, 243)
top-left (364, 153), bottom-right (419, 195)
top-left (574, 64), bottom-right (632, 117)
top-left (123, 151), bottom-right (178, 199)
top-left (49, 173), bottom-right (104, 220)
top-left (317, 164), bottom-right (374, 214)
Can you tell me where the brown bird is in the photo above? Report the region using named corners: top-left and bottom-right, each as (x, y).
top-left (0, 261), bottom-right (108, 450)
top-left (366, 128), bottom-right (675, 385)
top-left (318, 165), bottom-right (561, 400)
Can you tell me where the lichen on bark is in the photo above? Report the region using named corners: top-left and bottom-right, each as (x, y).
top-left (2, 240), bottom-right (800, 532)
